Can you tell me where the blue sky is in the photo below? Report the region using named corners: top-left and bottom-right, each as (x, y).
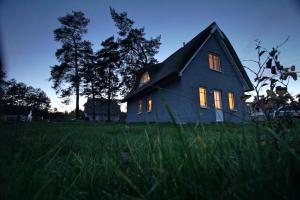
top-left (1, 0), bottom-right (300, 112)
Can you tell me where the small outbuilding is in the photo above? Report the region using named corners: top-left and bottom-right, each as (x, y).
top-left (84, 98), bottom-right (121, 121)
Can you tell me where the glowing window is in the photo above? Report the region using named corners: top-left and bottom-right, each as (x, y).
top-left (147, 97), bottom-right (152, 112)
top-left (199, 87), bottom-right (207, 108)
top-left (138, 99), bottom-right (142, 113)
top-left (208, 53), bottom-right (221, 71)
top-left (139, 72), bottom-right (150, 86)
top-left (214, 90), bottom-right (222, 109)
top-left (228, 92), bottom-right (235, 110)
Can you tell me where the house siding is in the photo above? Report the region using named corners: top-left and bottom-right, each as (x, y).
top-left (85, 114), bottom-right (119, 121)
top-left (126, 81), bottom-right (182, 123)
top-left (126, 33), bottom-right (249, 123)
top-left (180, 34), bottom-right (247, 123)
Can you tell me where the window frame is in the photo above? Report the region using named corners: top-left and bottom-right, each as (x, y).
top-left (137, 99), bottom-right (143, 114)
top-left (198, 87), bottom-right (208, 108)
top-left (147, 97), bottom-right (152, 112)
top-left (213, 90), bottom-right (223, 110)
top-left (228, 91), bottom-right (236, 111)
top-left (208, 52), bottom-right (221, 72)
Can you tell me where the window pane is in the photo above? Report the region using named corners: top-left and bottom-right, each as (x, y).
top-left (208, 53), bottom-right (220, 71)
top-left (228, 92), bottom-right (235, 110)
top-left (140, 72), bottom-right (150, 86)
top-left (214, 90), bottom-right (222, 109)
top-left (147, 97), bottom-right (152, 112)
top-left (214, 56), bottom-right (219, 70)
top-left (138, 99), bottom-right (142, 113)
top-left (199, 87), bottom-right (207, 107)
top-left (216, 56), bottom-right (220, 70)
top-left (208, 54), bottom-right (213, 68)
top-left (213, 56), bottom-right (216, 70)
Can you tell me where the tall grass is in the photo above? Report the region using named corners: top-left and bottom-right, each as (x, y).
top-left (0, 121), bottom-right (299, 200)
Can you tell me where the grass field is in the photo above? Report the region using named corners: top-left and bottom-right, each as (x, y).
top-left (0, 121), bottom-right (300, 200)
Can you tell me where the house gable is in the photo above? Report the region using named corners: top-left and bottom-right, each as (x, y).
top-left (123, 22), bottom-right (253, 102)
top-left (179, 33), bottom-right (246, 122)
top-left (179, 24), bottom-right (251, 91)
top-left (125, 22), bottom-right (253, 123)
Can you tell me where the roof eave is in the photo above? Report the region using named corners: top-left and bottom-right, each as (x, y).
top-left (122, 72), bottom-right (179, 102)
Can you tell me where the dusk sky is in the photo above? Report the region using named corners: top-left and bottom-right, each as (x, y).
top-left (0, 0), bottom-right (299, 112)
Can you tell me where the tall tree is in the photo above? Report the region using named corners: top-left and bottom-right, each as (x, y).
top-left (81, 41), bottom-right (100, 121)
top-left (49, 11), bottom-right (90, 119)
top-left (110, 8), bottom-right (161, 95)
top-left (96, 36), bottom-right (121, 121)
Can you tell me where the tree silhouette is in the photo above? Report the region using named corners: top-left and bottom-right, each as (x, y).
top-left (3, 79), bottom-right (50, 110)
top-left (0, 65), bottom-right (5, 101)
top-left (49, 11), bottom-right (90, 119)
top-left (244, 39), bottom-right (298, 121)
top-left (81, 41), bottom-right (101, 121)
top-left (96, 36), bottom-right (121, 122)
top-left (110, 8), bottom-right (161, 95)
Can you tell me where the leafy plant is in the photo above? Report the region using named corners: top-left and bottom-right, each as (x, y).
top-left (244, 39), bottom-right (299, 122)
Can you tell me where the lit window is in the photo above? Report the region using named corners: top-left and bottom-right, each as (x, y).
top-left (139, 72), bottom-right (150, 86)
top-left (228, 92), bottom-right (235, 110)
top-left (214, 90), bottom-right (222, 109)
top-left (138, 99), bottom-right (142, 113)
top-left (147, 97), bottom-right (152, 112)
top-left (208, 53), bottom-right (221, 71)
top-left (199, 87), bottom-right (207, 108)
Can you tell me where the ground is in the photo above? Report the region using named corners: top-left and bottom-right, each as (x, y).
top-left (0, 121), bottom-right (300, 200)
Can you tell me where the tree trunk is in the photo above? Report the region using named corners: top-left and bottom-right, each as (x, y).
top-left (92, 91), bottom-right (96, 121)
top-left (74, 41), bottom-right (80, 120)
top-left (75, 82), bottom-right (79, 119)
top-left (107, 92), bottom-right (111, 122)
top-left (107, 65), bottom-right (111, 122)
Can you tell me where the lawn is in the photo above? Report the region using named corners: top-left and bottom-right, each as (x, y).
top-left (0, 121), bottom-right (300, 200)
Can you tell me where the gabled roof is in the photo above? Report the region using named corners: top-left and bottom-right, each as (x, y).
top-left (123, 22), bottom-right (253, 102)
top-left (84, 98), bottom-right (120, 115)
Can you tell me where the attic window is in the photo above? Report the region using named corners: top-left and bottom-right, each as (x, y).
top-left (139, 72), bottom-right (150, 86)
top-left (208, 53), bottom-right (221, 71)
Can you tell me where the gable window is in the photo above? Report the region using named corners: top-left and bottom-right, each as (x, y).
top-left (213, 90), bottom-right (222, 109)
top-left (208, 53), bottom-right (221, 71)
top-left (139, 72), bottom-right (150, 86)
top-left (228, 92), bottom-right (235, 110)
top-left (147, 97), bottom-right (152, 112)
top-left (199, 87), bottom-right (207, 108)
top-left (138, 99), bottom-right (143, 113)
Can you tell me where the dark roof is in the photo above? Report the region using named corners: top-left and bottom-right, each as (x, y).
top-left (84, 98), bottom-right (120, 115)
top-left (123, 22), bottom-right (253, 102)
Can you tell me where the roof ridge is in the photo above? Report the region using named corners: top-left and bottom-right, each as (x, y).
top-left (123, 21), bottom-right (254, 101)
top-left (161, 22), bottom-right (216, 65)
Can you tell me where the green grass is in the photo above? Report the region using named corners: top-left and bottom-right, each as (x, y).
top-left (0, 121), bottom-right (300, 200)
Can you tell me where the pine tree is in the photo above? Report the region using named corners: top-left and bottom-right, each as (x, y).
top-left (49, 11), bottom-right (90, 119)
top-left (96, 36), bottom-right (121, 122)
top-left (110, 8), bottom-right (161, 95)
top-left (81, 41), bottom-right (100, 121)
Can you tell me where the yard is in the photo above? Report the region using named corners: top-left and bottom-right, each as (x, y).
top-left (0, 121), bottom-right (300, 200)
